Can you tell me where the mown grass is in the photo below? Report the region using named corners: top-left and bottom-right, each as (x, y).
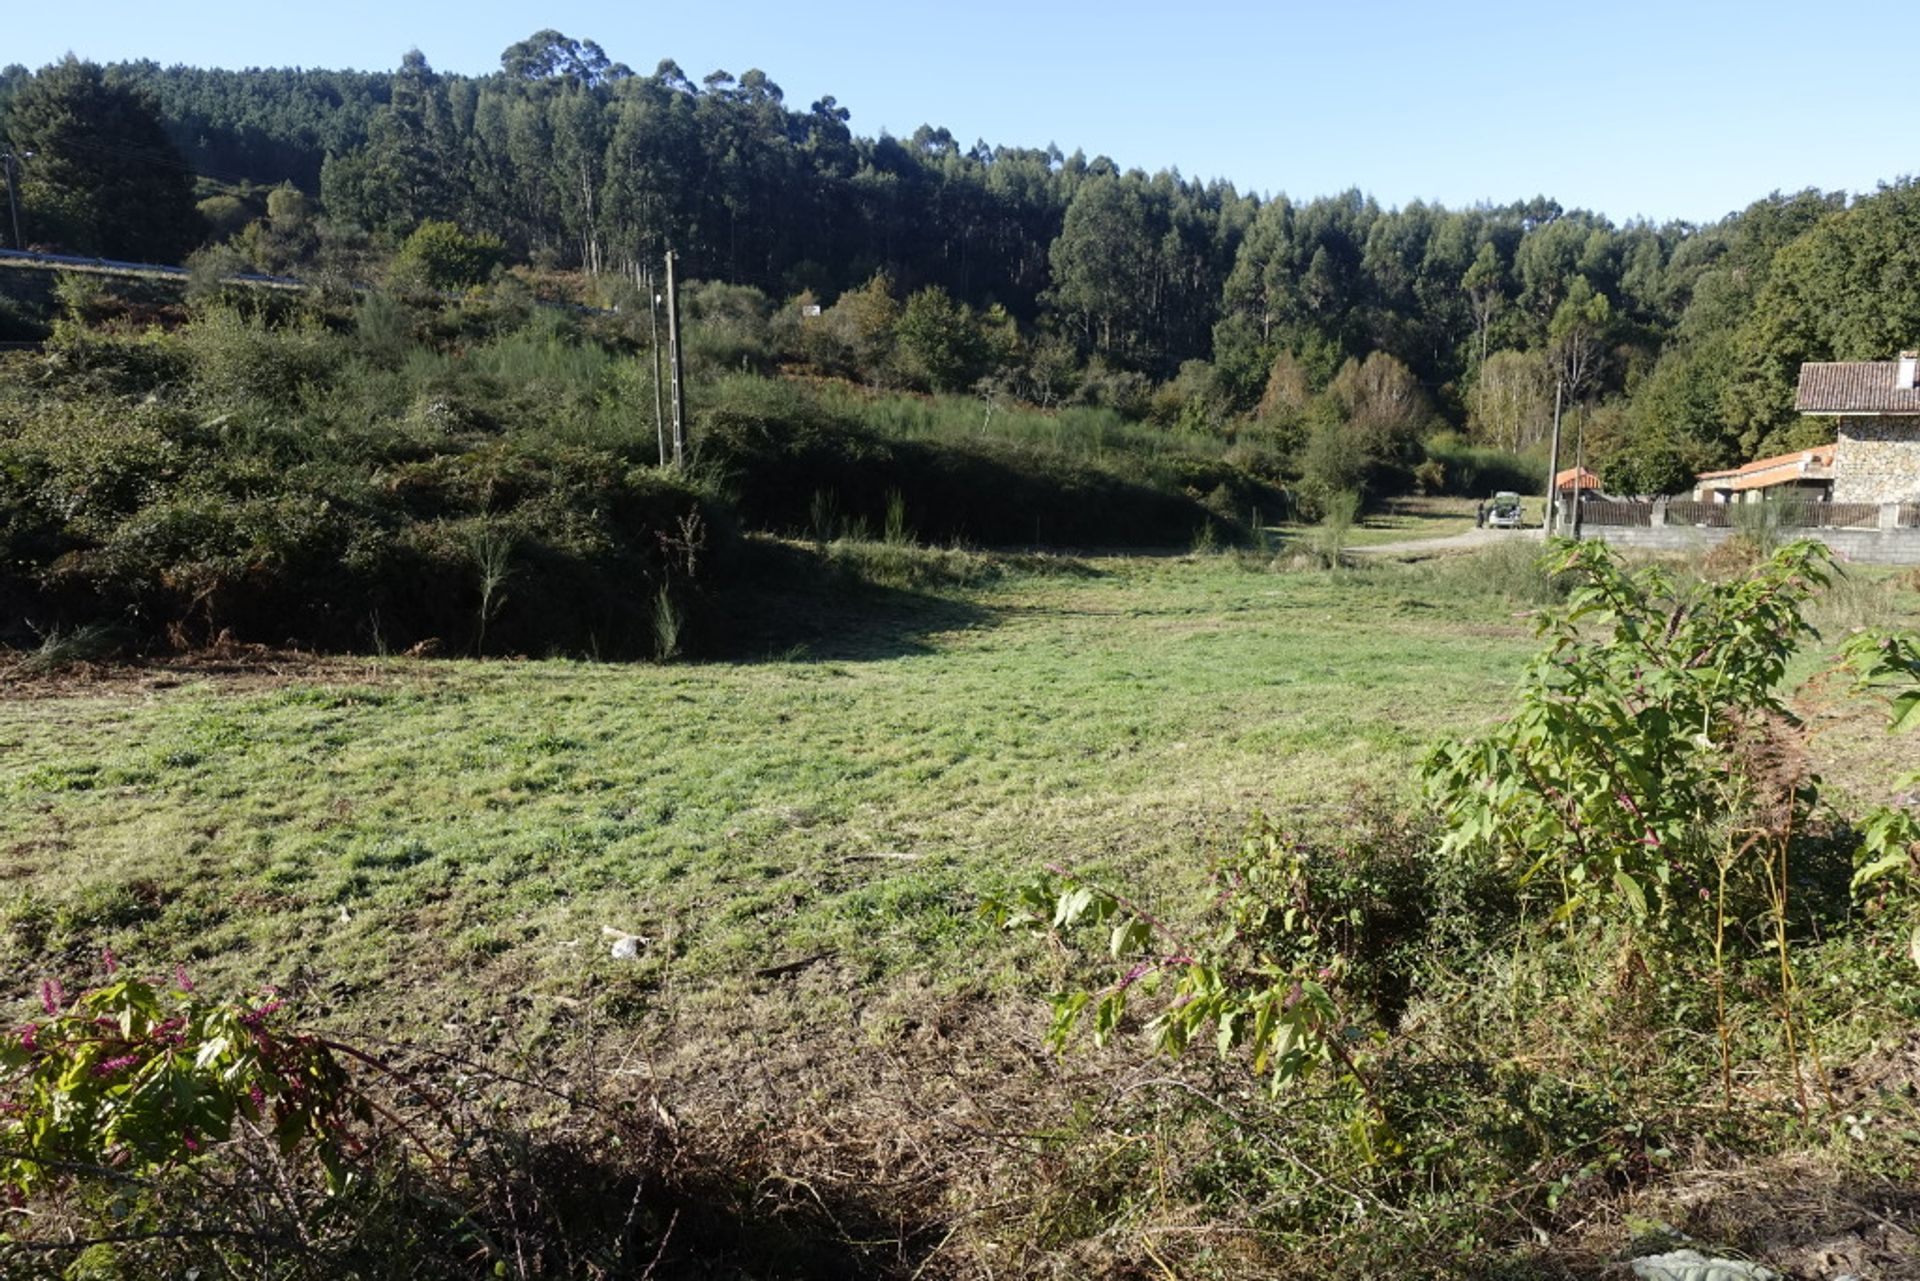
top-left (1340, 495), bottom-right (1483, 546)
top-left (0, 554), bottom-right (1543, 1034)
top-left (7, 546), bottom-right (1909, 1041)
top-left (4, 548), bottom-right (1918, 1276)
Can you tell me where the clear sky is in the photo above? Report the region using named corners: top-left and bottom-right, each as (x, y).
top-left (7, 0), bottom-right (1913, 225)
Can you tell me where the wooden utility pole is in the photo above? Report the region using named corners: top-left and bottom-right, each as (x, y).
top-left (645, 262), bottom-right (667, 468)
top-left (1571, 415), bottom-right (1585, 539)
top-left (664, 250), bottom-right (686, 468)
top-left (1544, 377), bottom-right (1564, 537)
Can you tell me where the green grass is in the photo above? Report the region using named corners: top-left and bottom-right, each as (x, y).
top-left (0, 555), bottom-right (1542, 1036)
top-left (4, 548), bottom-right (1919, 1275)
top-left (1331, 495), bottom-right (1483, 546)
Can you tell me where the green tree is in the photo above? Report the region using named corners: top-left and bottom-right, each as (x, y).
top-left (2, 57), bottom-right (202, 260)
top-left (1548, 276), bottom-right (1612, 401)
top-left (823, 271), bottom-right (901, 385)
top-left (1462, 242), bottom-right (1505, 387)
top-left (895, 285), bottom-right (986, 391)
top-left (1048, 175), bottom-right (1153, 361)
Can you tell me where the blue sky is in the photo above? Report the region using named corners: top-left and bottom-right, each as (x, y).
top-left (8, 0), bottom-right (1914, 224)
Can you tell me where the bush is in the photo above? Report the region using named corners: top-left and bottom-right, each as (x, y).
top-left (390, 220), bottom-right (508, 292)
top-left (182, 305), bottom-right (341, 411)
top-left (2, 313), bottom-right (726, 657)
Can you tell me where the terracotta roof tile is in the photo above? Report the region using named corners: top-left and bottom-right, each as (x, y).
top-left (1796, 362), bottom-right (1920, 413)
top-left (1696, 445), bottom-right (1835, 489)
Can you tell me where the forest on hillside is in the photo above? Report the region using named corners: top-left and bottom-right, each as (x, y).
top-left (5, 31), bottom-right (1920, 498)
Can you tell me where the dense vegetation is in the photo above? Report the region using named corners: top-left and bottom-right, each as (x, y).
top-left (6, 34), bottom-right (1920, 498)
top-left (0, 276), bottom-right (1290, 656)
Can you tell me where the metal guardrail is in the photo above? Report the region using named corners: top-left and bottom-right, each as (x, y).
top-left (0, 246), bottom-right (617, 316)
top-left (0, 246), bottom-right (306, 291)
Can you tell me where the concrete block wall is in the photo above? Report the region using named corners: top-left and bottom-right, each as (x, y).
top-left (1571, 519), bottom-right (1920, 564)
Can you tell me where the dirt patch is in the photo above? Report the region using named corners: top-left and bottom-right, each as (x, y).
top-left (0, 644), bottom-right (419, 701)
top-left (1636, 1155), bottom-right (1920, 1280)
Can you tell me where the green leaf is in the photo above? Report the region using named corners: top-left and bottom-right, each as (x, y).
top-left (1611, 870), bottom-right (1648, 919)
top-left (1855, 849), bottom-right (1914, 890)
top-left (1109, 916), bottom-right (1152, 958)
top-left (1053, 886), bottom-right (1094, 929)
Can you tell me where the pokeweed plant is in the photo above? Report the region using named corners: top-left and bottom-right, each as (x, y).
top-left (984, 817), bottom-right (1410, 1162)
top-left (1424, 539), bottom-right (1847, 1110)
top-left (0, 960), bottom-right (366, 1205)
top-left (1423, 538), bottom-right (1832, 932)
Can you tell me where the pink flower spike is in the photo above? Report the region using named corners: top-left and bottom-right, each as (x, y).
top-left (174, 964), bottom-right (195, 993)
top-left (101, 947), bottom-right (117, 976)
top-left (39, 979), bottom-right (63, 1016)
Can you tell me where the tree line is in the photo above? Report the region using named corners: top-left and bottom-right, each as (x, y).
top-left (5, 34), bottom-right (1920, 495)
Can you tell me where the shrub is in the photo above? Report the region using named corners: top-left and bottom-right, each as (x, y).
top-left (1, 968), bottom-right (360, 1199)
top-left (894, 285), bottom-right (986, 392)
top-left (2, 322), bottom-right (724, 657)
top-left (390, 220), bottom-right (508, 292)
top-left (182, 305), bottom-right (340, 411)
top-left (1425, 539), bottom-right (1834, 931)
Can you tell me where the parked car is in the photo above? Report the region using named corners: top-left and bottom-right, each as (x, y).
top-left (1487, 492), bottom-right (1524, 529)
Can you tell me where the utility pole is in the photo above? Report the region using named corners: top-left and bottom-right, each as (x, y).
top-left (1, 148), bottom-right (26, 251)
top-left (664, 249), bottom-right (686, 469)
top-left (1571, 413), bottom-right (1586, 540)
top-left (645, 261), bottom-right (667, 468)
top-left (1544, 377), bottom-right (1564, 537)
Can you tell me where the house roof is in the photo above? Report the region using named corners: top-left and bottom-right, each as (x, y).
top-left (1697, 445), bottom-right (1835, 491)
top-left (1796, 361), bottom-right (1920, 414)
top-left (1553, 466), bottom-right (1601, 492)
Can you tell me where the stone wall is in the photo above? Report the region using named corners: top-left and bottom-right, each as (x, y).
top-left (1834, 417), bottom-right (1920, 503)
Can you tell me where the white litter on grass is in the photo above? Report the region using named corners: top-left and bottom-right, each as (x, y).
top-left (602, 925), bottom-right (648, 960)
top-left (1630, 1250), bottom-right (1779, 1281)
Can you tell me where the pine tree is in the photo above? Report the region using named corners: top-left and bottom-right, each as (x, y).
top-left (3, 58), bottom-right (202, 261)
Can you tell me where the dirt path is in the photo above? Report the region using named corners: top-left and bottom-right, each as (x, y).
top-left (1350, 526), bottom-right (1546, 557)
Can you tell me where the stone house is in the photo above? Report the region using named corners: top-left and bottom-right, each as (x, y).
top-left (1794, 352), bottom-right (1920, 503)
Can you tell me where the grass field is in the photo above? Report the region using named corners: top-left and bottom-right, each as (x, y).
top-left (1339, 495), bottom-right (1485, 546)
top-left (0, 551), bottom-right (1543, 1027)
top-left (5, 543), bottom-right (1918, 1276)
